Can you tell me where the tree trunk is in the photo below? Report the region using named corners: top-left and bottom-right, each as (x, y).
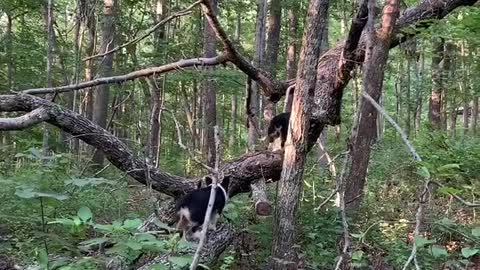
top-left (284, 5), bottom-right (298, 113)
top-left (405, 54), bottom-right (412, 137)
top-left (84, 0), bottom-right (96, 121)
top-left (262, 0), bottom-right (282, 124)
top-left (42, 0), bottom-right (55, 157)
top-left (247, 0), bottom-right (267, 152)
top-left (429, 38), bottom-right (444, 129)
top-left (344, 0), bottom-right (400, 211)
top-left (229, 95), bottom-right (238, 149)
top-left (414, 51), bottom-right (424, 136)
top-left (202, 0), bottom-right (218, 167)
top-left (472, 96), bottom-right (478, 135)
top-left (92, 0), bottom-right (116, 167)
top-left (460, 41), bottom-right (469, 136)
top-left (271, 0), bottom-right (329, 268)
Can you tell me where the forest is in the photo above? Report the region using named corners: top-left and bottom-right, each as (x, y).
top-left (0, 0), bottom-right (479, 269)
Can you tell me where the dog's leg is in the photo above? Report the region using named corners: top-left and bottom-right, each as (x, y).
top-left (208, 213), bottom-right (219, 230)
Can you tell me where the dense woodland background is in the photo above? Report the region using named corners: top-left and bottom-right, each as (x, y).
top-left (0, 0), bottom-right (479, 269)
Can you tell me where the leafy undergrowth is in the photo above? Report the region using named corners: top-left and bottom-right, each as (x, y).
top-left (1, 134), bottom-right (479, 269)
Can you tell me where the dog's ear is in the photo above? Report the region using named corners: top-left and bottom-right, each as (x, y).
top-left (221, 175), bottom-right (230, 191)
top-left (204, 176), bottom-right (213, 186)
top-left (196, 179), bottom-right (203, 189)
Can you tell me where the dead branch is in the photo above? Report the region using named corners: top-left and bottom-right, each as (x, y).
top-left (83, 1), bottom-right (201, 61)
top-left (190, 126), bottom-right (221, 270)
top-left (0, 108), bottom-right (49, 130)
top-left (21, 55), bottom-right (228, 95)
top-left (199, 0), bottom-right (289, 101)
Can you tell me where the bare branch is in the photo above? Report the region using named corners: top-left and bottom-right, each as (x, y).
top-left (21, 55), bottom-right (228, 95)
top-left (0, 108), bottom-right (50, 130)
top-left (362, 92), bottom-right (421, 161)
top-left (199, 0), bottom-right (288, 101)
top-left (190, 126), bottom-right (221, 270)
top-left (430, 181), bottom-right (480, 207)
top-left (163, 108), bottom-right (216, 174)
top-left (83, 1), bottom-right (201, 61)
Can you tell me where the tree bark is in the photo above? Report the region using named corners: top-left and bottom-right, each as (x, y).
top-left (271, 0), bottom-right (329, 268)
top-left (284, 5), bottom-right (298, 113)
top-left (262, 0), bottom-right (282, 124)
top-left (247, 0), bottom-right (267, 152)
top-left (42, 0), bottom-right (55, 157)
top-left (344, 0), bottom-right (400, 211)
top-left (92, 0), bottom-right (116, 167)
top-left (429, 38), bottom-right (444, 129)
top-left (83, 0), bottom-right (96, 121)
top-left (460, 41), bottom-right (469, 136)
top-left (202, 0), bottom-right (218, 167)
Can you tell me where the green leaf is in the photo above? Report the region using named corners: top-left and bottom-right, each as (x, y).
top-left (64, 177), bottom-right (116, 188)
top-left (461, 247), bottom-right (479, 258)
top-left (437, 163), bottom-right (461, 172)
top-left (135, 233), bottom-right (157, 242)
top-left (48, 218), bottom-right (75, 226)
top-left (77, 206), bottom-right (93, 222)
top-left (417, 166), bottom-right (431, 179)
top-left (125, 240), bottom-right (143, 251)
top-left (36, 248), bottom-right (49, 268)
top-left (150, 264), bottom-right (169, 270)
top-left (437, 186), bottom-right (461, 195)
top-left (472, 227), bottom-right (480, 238)
top-left (351, 250), bottom-right (364, 261)
top-left (79, 237), bottom-right (109, 248)
top-left (415, 236), bottom-right (435, 248)
top-left (169, 256), bottom-right (192, 267)
top-left (15, 187), bottom-right (69, 201)
top-left (438, 218), bottom-right (455, 226)
top-left (431, 245), bottom-right (448, 257)
top-left (122, 218), bottom-right (142, 230)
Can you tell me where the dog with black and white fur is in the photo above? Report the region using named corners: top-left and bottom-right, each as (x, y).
top-left (175, 175), bottom-right (230, 241)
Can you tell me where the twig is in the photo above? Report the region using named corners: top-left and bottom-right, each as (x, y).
top-left (82, 1), bottom-right (201, 61)
top-left (162, 107), bottom-right (215, 174)
top-left (333, 151), bottom-right (352, 270)
top-left (362, 83), bottom-right (427, 270)
top-left (190, 126), bottom-right (221, 270)
top-left (314, 188), bottom-right (338, 211)
top-left (361, 92), bottom-right (421, 161)
top-left (430, 181), bottom-right (480, 207)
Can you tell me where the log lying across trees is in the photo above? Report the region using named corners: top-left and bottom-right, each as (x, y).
top-left (0, 0), bottom-right (477, 266)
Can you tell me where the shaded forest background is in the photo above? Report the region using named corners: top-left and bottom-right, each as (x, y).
top-left (0, 0), bottom-right (479, 269)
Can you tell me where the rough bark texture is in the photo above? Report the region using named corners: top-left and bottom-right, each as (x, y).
top-left (271, 0), bottom-right (329, 268)
top-left (93, 0), bottom-right (116, 166)
top-left (202, 0), bottom-right (218, 167)
top-left (284, 5), bottom-right (298, 113)
top-left (429, 38), bottom-right (444, 129)
top-left (247, 0), bottom-right (267, 152)
top-left (344, 0), bottom-right (400, 211)
top-left (42, 0), bottom-right (55, 157)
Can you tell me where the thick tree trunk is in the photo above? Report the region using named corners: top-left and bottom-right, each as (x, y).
top-left (247, 0), bottom-right (267, 151)
top-left (284, 5), bottom-right (298, 113)
top-left (271, 0), bottom-right (329, 268)
top-left (42, 0), bottom-right (55, 157)
top-left (202, 0), bottom-right (218, 167)
top-left (92, 0), bottom-right (116, 167)
top-left (344, 0), bottom-right (400, 211)
top-left (414, 51), bottom-right (424, 135)
top-left (429, 38), bottom-right (444, 129)
top-left (262, 0), bottom-right (282, 124)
